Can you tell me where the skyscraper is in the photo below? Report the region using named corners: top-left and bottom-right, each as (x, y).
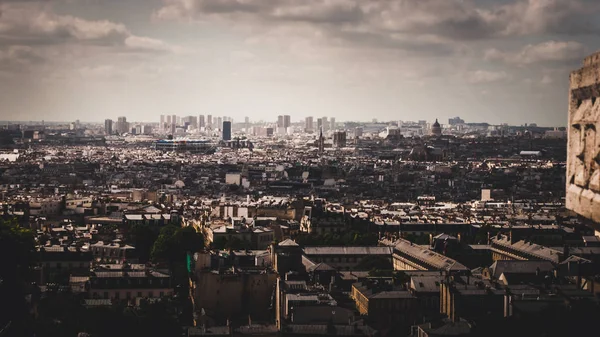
top-left (277, 115), bottom-right (284, 128)
top-left (283, 115), bottom-right (291, 129)
top-left (322, 116), bottom-right (328, 131)
top-left (216, 117), bottom-right (223, 130)
top-left (160, 115), bottom-right (165, 131)
top-left (244, 117), bottom-right (250, 131)
top-left (117, 116), bottom-right (128, 134)
top-left (305, 116), bottom-right (313, 133)
top-left (207, 115), bottom-right (213, 127)
top-left (330, 117), bottom-right (336, 131)
top-left (104, 119), bottom-right (113, 135)
top-left (317, 118), bottom-right (323, 132)
top-left (222, 121), bottom-right (232, 141)
top-left (199, 115), bottom-right (205, 128)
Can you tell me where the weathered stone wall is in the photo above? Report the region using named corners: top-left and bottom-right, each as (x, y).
top-left (567, 51), bottom-right (600, 221)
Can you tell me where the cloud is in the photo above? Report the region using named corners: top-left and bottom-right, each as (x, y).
top-left (466, 70), bottom-right (509, 84)
top-left (0, 2), bottom-right (180, 75)
top-left (485, 40), bottom-right (587, 65)
top-left (155, 0), bottom-right (600, 42)
top-left (0, 3), bottom-right (176, 51)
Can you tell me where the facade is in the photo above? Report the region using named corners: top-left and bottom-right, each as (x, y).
top-left (90, 241), bottom-right (136, 263)
top-left (333, 131), bottom-right (347, 148)
top-left (104, 119), bottom-right (112, 135)
top-left (222, 121), bottom-right (232, 141)
top-left (567, 51), bottom-right (600, 223)
top-left (117, 116), bottom-right (128, 134)
top-left (351, 280), bottom-right (418, 330)
top-left (193, 265), bottom-right (277, 323)
top-left (38, 245), bottom-right (93, 284)
top-left (88, 264), bottom-right (172, 301)
top-left (305, 116), bottom-right (313, 133)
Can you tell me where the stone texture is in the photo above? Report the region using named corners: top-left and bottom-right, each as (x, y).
top-left (567, 51), bottom-right (600, 220)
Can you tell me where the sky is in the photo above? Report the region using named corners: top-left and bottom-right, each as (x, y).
top-left (0, 0), bottom-right (599, 126)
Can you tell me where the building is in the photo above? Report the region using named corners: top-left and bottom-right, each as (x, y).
top-left (283, 115), bottom-right (291, 129)
top-left (567, 51), bottom-right (600, 223)
top-left (277, 115), bottom-right (284, 128)
top-left (90, 241), bottom-right (137, 263)
top-left (154, 139), bottom-right (216, 154)
top-left (388, 239), bottom-right (469, 273)
top-left (317, 118), bottom-right (323, 132)
top-left (117, 116), bottom-right (128, 134)
top-left (199, 114), bottom-right (205, 128)
top-left (302, 246), bottom-right (393, 271)
top-left (222, 121), bottom-right (232, 141)
top-left (216, 117), bottom-right (223, 130)
top-left (88, 263), bottom-right (172, 301)
top-left (448, 117), bottom-right (465, 125)
top-left (354, 127), bottom-right (363, 138)
top-left (207, 114), bottom-right (212, 127)
top-left (192, 253), bottom-right (277, 323)
top-left (333, 131), bottom-right (347, 148)
top-left (351, 279), bottom-right (418, 331)
top-left (305, 116), bottom-right (313, 133)
top-left (330, 117), bottom-right (336, 130)
top-left (37, 245), bottom-right (93, 284)
top-left (431, 119), bottom-right (442, 137)
top-left (104, 119), bottom-right (113, 135)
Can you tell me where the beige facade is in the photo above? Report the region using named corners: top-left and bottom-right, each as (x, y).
top-left (567, 51), bottom-right (600, 222)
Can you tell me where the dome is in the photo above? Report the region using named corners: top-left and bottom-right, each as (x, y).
top-left (433, 119), bottom-right (441, 127)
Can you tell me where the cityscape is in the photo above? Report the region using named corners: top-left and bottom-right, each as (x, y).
top-left (2, 1), bottom-right (600, 337)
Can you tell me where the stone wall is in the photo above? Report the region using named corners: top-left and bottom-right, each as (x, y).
top-left (567, 51), bottom-right (600, 221)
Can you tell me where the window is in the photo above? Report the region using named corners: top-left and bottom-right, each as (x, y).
top-left (103, 292), bottom-right (109, 299)
top-left (137, 292), bottom-right (142, 297)
top-left (148, 292), bottom-right (154, 298)
top-left (115, 292), bottom-right (120, 300)
top-left (126, 292), bottom-right (131, 299)
top-left (159, 292), bottom-right (164, 297)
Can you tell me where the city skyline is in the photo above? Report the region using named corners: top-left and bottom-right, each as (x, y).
top-left (1, 1), bottom-right (600, 126)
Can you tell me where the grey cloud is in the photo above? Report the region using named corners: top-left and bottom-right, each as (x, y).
top-left (156, 0), bottom-right (600, 41)
top-left (0, 3), bottom-right (177, 52)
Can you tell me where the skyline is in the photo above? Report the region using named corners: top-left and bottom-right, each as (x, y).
top-left (1, 0), bottom-right (600, 126)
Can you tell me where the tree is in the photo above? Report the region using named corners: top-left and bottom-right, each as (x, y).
top-left (0, 218), bottom-right (36, 334)
top-left (151, 225), bottom-right (204, 264)
top-left (130, 224), bottom-right (158, 263)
